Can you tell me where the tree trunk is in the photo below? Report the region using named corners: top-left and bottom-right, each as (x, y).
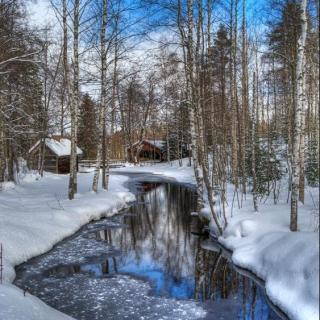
top-left (185, 0), bottom-right (204, 212)
top-left (68, 0), bottom-right (79, 199)
top-left (298, 69), bottom-right (306, 203)
top-left (93, 0), bottom-right (108, 192)
top-left (62, 0), bottom-right (71, 138)
top-left (0, 109), bottom-right (6, 185)
top-left (230, 0), bottom-right (239, 188)
top-left (290, 0), bottom-right (308, 231)
top-left (252, 71), bottom-right (258, 212)
top-left (240, 0), bottom-right (248, 195)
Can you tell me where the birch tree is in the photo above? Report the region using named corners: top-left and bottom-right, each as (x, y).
top-left (176, 0), bottom-right (224, 235)
top-left (290, 0), bottom-right (308, 231)
top-left (62, 0), bottom-right (71, 138)
top-left (184, 0), bottom-right (205, 212)
top-left (251, 70), bottom-right (258, 212)
top-left (240, 0), bottom-right (248, 195)
top-left (68, 0), bottom-right (80, 199)
top-left (92, 0), bottom-right (108, 192)
top-left (230, 0), bottom-right (239, 189)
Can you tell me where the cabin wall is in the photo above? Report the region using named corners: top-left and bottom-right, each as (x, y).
top-left (57, 157), bottom-right (70, 174)
top-left (128, 142), bottom-right (163, 162)
top-left (28, 145), bottom-right (81, 174)
top-left (42, 148), bottom-right (57, 173)
top-left (28, 146), bottom-right (57, 173)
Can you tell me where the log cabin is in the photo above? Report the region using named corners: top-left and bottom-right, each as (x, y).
top-left (127, 139), bottom-right (165, 162)
top-left (28, 136), bottom-right (83, 174)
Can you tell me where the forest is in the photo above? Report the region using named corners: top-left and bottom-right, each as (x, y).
top-left (0, 0), bottom-right (319, 319)
top-left (1, 0), bottom-right (318, 229)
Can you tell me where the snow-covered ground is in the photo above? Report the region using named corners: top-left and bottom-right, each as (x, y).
top-left (113, 158), bottom-right (195, 185)
top-left (218, 184), bottom-right (319, 320)
top-left (115, 160), bottom-right (319, 320)
top-left (0, 172), bottom-right (134, 320)
top-left (0, 160), bottom-right (319, 320)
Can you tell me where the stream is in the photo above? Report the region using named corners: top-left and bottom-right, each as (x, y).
top-left (14, 174), bottom-right (284, 320)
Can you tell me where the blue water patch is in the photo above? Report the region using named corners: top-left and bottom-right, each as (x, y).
top-left (118, 260), bottom-right (195, 299)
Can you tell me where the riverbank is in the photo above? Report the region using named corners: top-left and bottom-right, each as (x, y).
top-left (217, 187), bottom-right (319, 320)
top-left (0, 172), bottom-right (135, 320)
top-left (0, 162), bottom-right (318, 320)
top-left (115, 161), bottom-right (319, 320)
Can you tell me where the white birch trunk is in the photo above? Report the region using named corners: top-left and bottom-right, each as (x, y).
top-left (186, 0), bottom-right (204, 212)
top-left (290, 0), bottom-right (308, 231)
top-left (241, 0), bottom-right (248, 195)
top-left (68, 0), bottom-right (79, 200)
top-left (0, 104), bottom-right (5, 185)
top-left (92, 0), bottom-right (108, 192)
top-left (230, 0), bottom-right (239, 189)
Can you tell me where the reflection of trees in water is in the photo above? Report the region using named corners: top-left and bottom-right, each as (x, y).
top-left (47, 256), bottom-right (118, 277)
top-left (48, 265), bottom-right (81, 276)
top-left (101, 257), bottom-right (117, 274)
top-left (194, 242), bottom-right (261, 319)
top-left (109, 183), bottom-right (198, 280)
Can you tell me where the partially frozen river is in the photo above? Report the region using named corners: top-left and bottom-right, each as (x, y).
top-left (14, 174), bottom-right (284, 320)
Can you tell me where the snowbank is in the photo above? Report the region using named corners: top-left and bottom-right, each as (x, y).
top-left (217, 196), bottom-right (319, 320)
top-left (0, 284), bottom-right (73, 320)
top-left (211, 184), bottom-right (319, 320)
top-left (0, 171), bottom-right (134, 319)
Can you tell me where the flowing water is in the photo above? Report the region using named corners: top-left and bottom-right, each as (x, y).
top-left (14, 175), bottom-right (284, 320)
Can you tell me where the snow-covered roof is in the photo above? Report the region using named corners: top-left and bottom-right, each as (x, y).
top-left (133, 139), bottom-right (166, 150)
top-left (29, 138), bottom-right (83, 157)
top-left (144, 140), bottom-right (165, 149)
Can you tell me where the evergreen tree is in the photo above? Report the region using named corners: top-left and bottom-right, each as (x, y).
top-left (306, 137), bottom-right (319, 187)
top-left (78, 94), bottom-right (98, 159)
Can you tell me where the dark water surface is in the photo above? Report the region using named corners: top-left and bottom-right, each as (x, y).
top-left (14, 176), bottom-right (283, 320)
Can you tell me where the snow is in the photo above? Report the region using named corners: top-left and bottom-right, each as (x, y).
top-left (0, 171), bottom-right (134, 319)
top-left (217, 189), bottom-right (319, 320)
top-left (0, 181), bottom-right (16, 191)
top-left (29, 138), bottom-right (83, 156)
top-left (114, 160), bottom-right (319, 320)
top-left (0, 284), bottom-right (73, 320)
top-left (113, 158), bottom-right (195, 185)
top-left (143, 139), bottom-right (165, 149)
top-left (132, 139), bottom-right (166, 150)
top-left (0, 159), bottom-right (318, 320)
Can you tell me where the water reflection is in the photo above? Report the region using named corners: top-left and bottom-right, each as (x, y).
top-left (14, 180), bottom-right (283, 320)
top-left (85, 182), bottom-right (198, 299)
top-left (194, 242), bottom-right (281, 319)
top-left (47, 257), bottom-right (118, 277)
